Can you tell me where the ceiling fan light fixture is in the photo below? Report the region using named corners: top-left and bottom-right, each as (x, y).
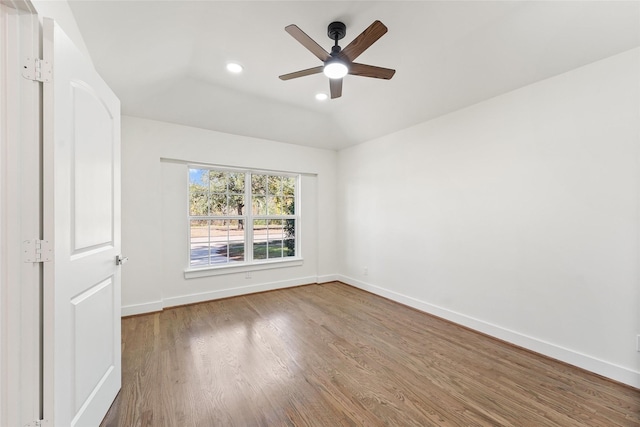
top-left (323, 59), bottom-right (348, 79)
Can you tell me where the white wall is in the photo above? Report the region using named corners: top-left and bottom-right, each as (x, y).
top-left (121, 116), bottom-right (338, 315)
top-left (337, 48), bottom-right (640, 387)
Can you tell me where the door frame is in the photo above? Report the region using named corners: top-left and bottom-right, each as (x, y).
top-left (0, 0), bottom-right (43, 426)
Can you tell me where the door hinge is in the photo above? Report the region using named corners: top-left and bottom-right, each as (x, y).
top-left (22, 239), bottom-right (53, 263)
top-left (22, 57), bottom-right (52, 83)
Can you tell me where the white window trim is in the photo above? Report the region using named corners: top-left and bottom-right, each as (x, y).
top-left (184, 165), bottom-right (302, 279)
top-left (184, 258), bottom-right (304, 279)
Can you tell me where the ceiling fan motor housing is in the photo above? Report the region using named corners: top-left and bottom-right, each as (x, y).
top-left (327, 21), bottom-right (346, 41)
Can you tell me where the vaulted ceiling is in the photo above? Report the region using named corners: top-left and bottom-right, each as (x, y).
top-left (68, 1), bottom-right (640, 150)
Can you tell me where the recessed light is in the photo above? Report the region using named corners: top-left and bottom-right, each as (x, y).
top-left (226, 63), bottom-right (243, 73)
top-left (315, 93), bottom-right (328, 101)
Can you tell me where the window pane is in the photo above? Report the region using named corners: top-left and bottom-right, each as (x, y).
top-left (284, 196), bottom-right (295, 215)
top-left (189, 192), bottom-right (208, 216)
top-left (267, 196), bottom-right (283, 215)
top-left (229, 173), bottom-right (245, 194)
top-left (228, 242), bottom-right (244, 262)
top-left (268, 219), bottom-right (283, 237)
top-left (269, 239), bottom-right (283, 259)
top-left (284, 239), bottom-right (295, 257)
top-left (284, 219), bottom-right (295, 257)
top-left (190, 220), bottom-right (210, 267)
top-left (268, 220), bottom-right (283, 259)
top-left (228, 220), bottom-right (245, 262)
top-left (282, 176), bottom-right (295, 196)
top-left (189, 169), bottom-right (210, 216)
top-left (252, 174), bottom-right (267, 195)
top-left (253, 219), bottom-right (268, 260)
top-left (210, 194), bottom-right (227, 216)
top-left (210, 171), bottom-right (226, 192)
top-left (228, 219), bottom-right (244, 235)
top-left (253, 241), bottom-right (267, 260)
top-left (189, 168), bottom-right (209, 187)
top-left (209, 220), bottom-right (228, 264)
top-left (252, 196), bottom-right (266, 215)
top-left (230, 195), bottom-right (245, 216)
top-left (268, 175), bottom-right (282, 194)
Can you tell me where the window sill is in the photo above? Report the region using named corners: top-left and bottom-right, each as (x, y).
top-left (184, 258), bottom-right (304, 279)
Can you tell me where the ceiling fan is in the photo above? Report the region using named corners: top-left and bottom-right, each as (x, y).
top-left (279, 20), bottom-right (396, 99)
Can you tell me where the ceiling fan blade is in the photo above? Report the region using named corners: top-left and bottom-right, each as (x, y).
top-left (339, 20), bottom-right (388, 62)
top-left (279, 66), bottom-right (324, 81)
top-left (348, 63), bottom-right (395, 80)
top-left (285, 24), bottom-right (331, 62)
top-left (330, 78), bottom-right (343, 99)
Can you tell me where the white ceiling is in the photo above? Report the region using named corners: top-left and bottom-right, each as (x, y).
top-left (68, 1), bottom-right (640, 150)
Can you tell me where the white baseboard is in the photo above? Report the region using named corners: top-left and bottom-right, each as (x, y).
top-left (338, 274), bottom-right (640, 389)
top-left (316, 274), bottom-right (340, 283)
top-left (121, 300), bottom-right (163, 317)
top-left (161, 276), bottom-right (317, 309)
top-left (121, 276), bottom-right (325, 317)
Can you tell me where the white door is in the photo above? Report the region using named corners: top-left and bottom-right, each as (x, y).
top-left (42, 18), bottom-right (121, 427)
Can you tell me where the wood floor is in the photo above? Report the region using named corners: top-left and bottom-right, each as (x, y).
top-left (101, 282), bottom-right (640, 426)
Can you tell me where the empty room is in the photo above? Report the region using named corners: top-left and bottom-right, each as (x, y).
top-left (1, 1), bottom-right (639, 426)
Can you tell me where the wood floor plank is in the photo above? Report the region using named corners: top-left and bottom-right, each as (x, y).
top-left (101, 282), bottom-right (640, 426)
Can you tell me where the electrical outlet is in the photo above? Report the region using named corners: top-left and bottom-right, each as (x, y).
top-left (245, 271), bottom-right (252, 279)
top-left (637, 335), bottom-right (640, 352)
top-left (363, 267), bottom-right (368, 276)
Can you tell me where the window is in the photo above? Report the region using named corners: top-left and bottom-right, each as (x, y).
top-left (188, 167), bottom-right (298, 269)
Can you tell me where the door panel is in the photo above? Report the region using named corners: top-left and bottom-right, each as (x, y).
top-left (71, 82), bottom-right (115, 253)
top-left (71, 278), bottom-right (115, 414)
top-left (43, 17), bottom-right (121, 427)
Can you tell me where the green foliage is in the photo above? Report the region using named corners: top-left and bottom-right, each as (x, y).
top-left (189, 170), bottom-right (245, 228)
top-left (251, 174), bottom-right (295, 216)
